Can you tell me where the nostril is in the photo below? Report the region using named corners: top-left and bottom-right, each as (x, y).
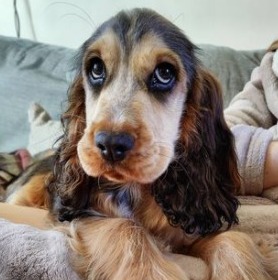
top-left (95, 132), bottom-right (110, 158)
top-left (111, 134), bottom-right (135, 152)
top-left (114, 144), bottom-right (128, 154)
top-left (96, 142), bottom-right (106, 152)
top-left (110, 134), bottom-right (135, 161)
top-left (95, 132), bottom-right (135, 162)
top-left (96, 142), bottom-right (110, 159)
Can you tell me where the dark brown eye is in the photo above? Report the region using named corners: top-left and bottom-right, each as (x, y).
top-left (89, 57), bottom-right (106, 87)
top-left (155, 64), bottom-right (175, 84)
top-left (149, 62), bottom-right (176, 92)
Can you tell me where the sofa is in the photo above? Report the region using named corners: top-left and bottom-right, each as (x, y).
top-left (0, 35), bottom-right (266, 155)
top-left (1, 35), bottom-right (278, 279)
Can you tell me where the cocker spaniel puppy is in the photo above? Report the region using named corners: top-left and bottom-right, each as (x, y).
top-left (7, 8), bottom-right (278, 280)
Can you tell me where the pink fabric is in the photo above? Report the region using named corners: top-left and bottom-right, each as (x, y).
top-left (14, 149), bottom-right (32, 170)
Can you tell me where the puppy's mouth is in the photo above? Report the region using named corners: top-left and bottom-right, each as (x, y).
top-left (77, 132), bottom-right (174, 184)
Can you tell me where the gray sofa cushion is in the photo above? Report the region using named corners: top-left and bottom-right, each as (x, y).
top-left (0, 36), bottom-right (75, 152)
top-left (0, 36), bottom-right (265, 152)
top-left (198, 44), bottom-right (265, 107)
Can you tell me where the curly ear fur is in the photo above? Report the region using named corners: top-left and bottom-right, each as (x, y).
top-left (47, 76), bottom-right (95, 221)
top-left (152, 69), bottom-right (240, 236)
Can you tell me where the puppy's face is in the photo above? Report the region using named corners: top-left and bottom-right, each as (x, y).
top-left (77, 9), bottom-right (197, 184)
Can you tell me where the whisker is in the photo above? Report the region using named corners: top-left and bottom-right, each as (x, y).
top-left (172, 13), bottom-right (184, 25)
top-left (45, 1), bottom-right (96, 27)
top-left (59, 13), bottom-right (94, 29)
top-left (152, 141), bottom-right (172, 147)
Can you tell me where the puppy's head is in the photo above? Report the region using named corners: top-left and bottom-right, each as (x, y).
top-left (54, 9), bottom-right (239, 233)
top-left (75, 9), bottom-right (198, 184)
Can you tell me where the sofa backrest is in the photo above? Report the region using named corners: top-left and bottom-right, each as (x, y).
top-left (0, 35), bottom-right (265, 152)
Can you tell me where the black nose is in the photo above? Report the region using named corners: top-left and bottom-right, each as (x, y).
top-left (95, 132), bottom-right (135, 162)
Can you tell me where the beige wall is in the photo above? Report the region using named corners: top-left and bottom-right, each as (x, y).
top-left (0, 0), bottom-right (277, 50)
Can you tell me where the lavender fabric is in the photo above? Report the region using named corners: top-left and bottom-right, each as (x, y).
top-left (0, 219), bottom-right (81, 280)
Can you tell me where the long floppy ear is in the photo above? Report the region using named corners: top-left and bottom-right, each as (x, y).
top-left (47, 76), bottom-right (96, 221)
top-left (152, 69), bottom-right (240, 236)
